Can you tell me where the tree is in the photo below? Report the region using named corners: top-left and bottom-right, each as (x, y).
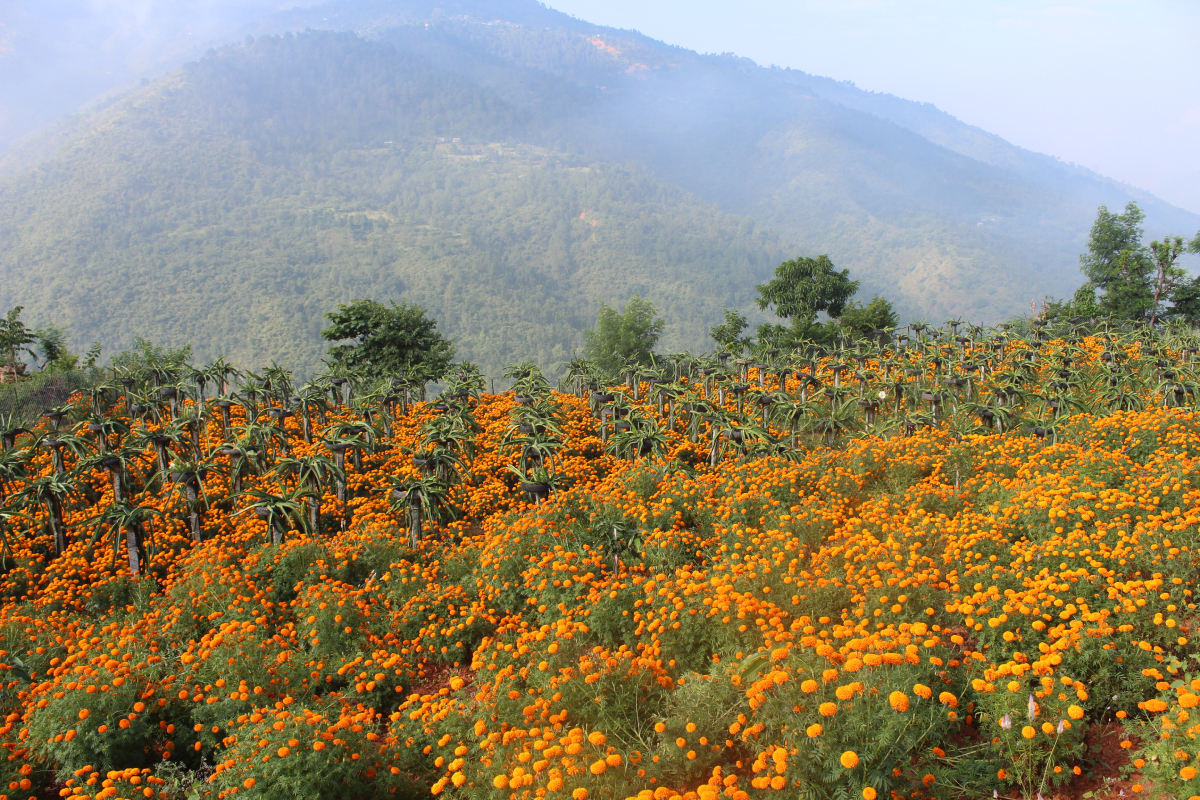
top-left (754, 255), bottom-right (860, 345)
top-left (583, 295), bottom-right (664, 373)
top-left (1073, 205), bottom-right (1200, 324)
top-left (1044, 283), bottom-right (1102, 322)
top-left (30, 325), bottom-right (75, 372)
top-left (1168, 232), bottom-right (1200, 324)
top-left (0, 307), bottom-right (34, 369)
top-left (709, 309), bottom-right (752, 355)
top-left (1148, 236), bottom-right (1188, 326)
top-left (836, 295), bottom-right (898, 339)
top-left (1078, 202), bottom-right (1155, 320)
top-left (1168, 278), bottom-right (1200, 325)
top-left (322, 300), bottom-right (455, 380)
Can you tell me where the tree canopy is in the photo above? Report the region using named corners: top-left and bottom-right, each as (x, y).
top-left (755, 255), bottom-right (859, 322)
top-left (1054, 203), bottom-right (1200, 325)
top-left (0, 307), bottom-right (34, 369)
top-left (322, 300), bottom-right (455, 381)
top-left (1078, 202), bottom-right (1156, 320)
top-left (583, 295), bottom-right (664, 373)
top-left (753, 255), bottom-right (859, 345)
top-left (748, 255), bottom-right (866, 347)
top-left (836, 295), bottom-right (899, 339)
top-left (709, 309), bottom-right (752, 356)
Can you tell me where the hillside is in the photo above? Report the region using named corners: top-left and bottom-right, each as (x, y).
top-left (0, 32), bottom-right (784, 376)
top-left (1, 0), bottom-right (1197, 375)
top-left (247, 3), bottom-right (1198, 253)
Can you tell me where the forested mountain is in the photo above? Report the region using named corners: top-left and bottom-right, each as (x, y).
top-left (0, 32), bottom-right (784, 375)
top-left (1, 0), bottom-right (1196, 376)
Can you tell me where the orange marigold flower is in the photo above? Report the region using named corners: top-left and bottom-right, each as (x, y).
top-left (889, 691), bottom-right (909, 712)
top-left (840, 751), bottom-right (859, 769)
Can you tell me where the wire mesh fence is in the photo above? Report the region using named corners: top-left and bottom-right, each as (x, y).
top-left (0, 370), bottom-right (100, 429)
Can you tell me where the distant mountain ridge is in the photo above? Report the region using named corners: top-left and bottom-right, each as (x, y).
top-left (0, 0), bottom-right (1196, 376)
top-left (240, 0), bottom-right (1195, 225)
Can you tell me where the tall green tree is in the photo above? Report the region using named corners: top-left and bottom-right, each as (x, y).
top-left (30, 325), bottom-right (76, 373)
top-left (322, 300), bottom-right (455, 380)
top-left (754, 255), bottom-right (860, 345)
top-left (1148, 236), bottom-right (1189, 326)
top-left (583, 295), bottom-right (664, 373)
top-left (1077, 202), bottom-right (1155, 320)
top-left (709, 309), bottom-right (751, 355)
top-left (1168, 279), bottom-right (1200, 325)
top-left (1167, 232), bottom-right (1200, 325)
top-left (0, 307), bottom-right (34, 369)
top-left (1072, 205), bottom-right (1200, 324)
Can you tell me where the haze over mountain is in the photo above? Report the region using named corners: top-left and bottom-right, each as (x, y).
top-left (0, 0), bottom-right (329, 152)
top-left (1, 0), bottom-right (1196, 376)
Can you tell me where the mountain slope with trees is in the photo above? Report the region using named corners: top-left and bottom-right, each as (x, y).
top-left (0, 0), bottom-right (1196, 376)
top-left (0, 32), bottom-right (785, 376)
top-left (247, 0), bottom-right (1199, 280)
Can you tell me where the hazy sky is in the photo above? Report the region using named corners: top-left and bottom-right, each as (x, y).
top-left (544, 0), bottom-right (1200, 215)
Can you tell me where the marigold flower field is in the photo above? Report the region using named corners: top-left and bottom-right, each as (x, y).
top-left (2, 330), bottom-right (1200, 799)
